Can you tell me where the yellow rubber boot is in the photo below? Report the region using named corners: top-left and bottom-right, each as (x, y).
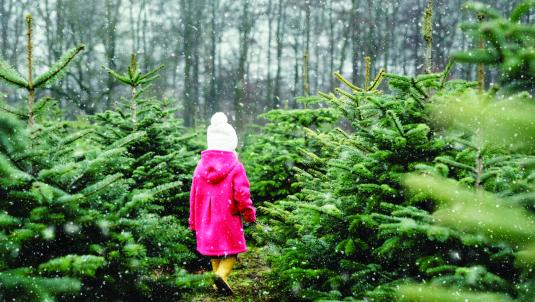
top-left (214, 256), bottom-right (237, 295)
top-left (210, 259), bottom-right (221, 290)
top-left (210, 258), bottom-right (221, 272)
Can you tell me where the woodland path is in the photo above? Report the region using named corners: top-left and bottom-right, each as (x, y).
top-left (183, 246), bottom-right (273, 301)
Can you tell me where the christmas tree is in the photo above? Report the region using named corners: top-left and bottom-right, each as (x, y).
top-left (259, 44), bottom-right (526, 302)
top-left (0, 14), bottom-right (84, 127)
top-left (0, 20), bottom-right (210, 298)
top-left (452, 0), bottom-right (535, 94)
top-left (398, 3), bottom-right (535, 300)
top-left (258, 1), bottom-right (535, 301)
top-left (399, 87), bottom-right (535, 302)
top-left (241, 98), bottom-right (339, 204)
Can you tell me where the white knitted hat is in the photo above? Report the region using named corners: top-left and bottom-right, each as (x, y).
top-left (206, 112), bottom-right (238, 151)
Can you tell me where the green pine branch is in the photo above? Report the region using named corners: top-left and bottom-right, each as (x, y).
top-left (0, 58), bottom-right (28, 88)
top-left (0, 14), bottom-right (84, 127)
top-left (32, 44), bottom-right (85, 88)
top-left (103, 53), bottom-right (165, 99)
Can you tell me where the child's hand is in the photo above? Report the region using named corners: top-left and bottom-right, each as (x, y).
top-left (244, 221), bottom-right (256, 227)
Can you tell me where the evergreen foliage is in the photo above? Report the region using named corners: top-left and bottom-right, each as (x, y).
top-left (398, 89), bottom-right (535, 301)
top-left (87, 57), bottom-right (208, 299)
top-left (258, 56), bottom-right (528, 300)
top-left (0, 54), bottom-right (208, 301)
top-left (398, 94), bottom-right (535, 302)
top-left (1, 2), bottom-right (534, 301)
top-left (103, 53), bottom-right (164, 100)
top-left (0, 110), bottom-right (128, 301)
top-left (0, 14), bottom-right (84, 127)
top-left (257, 2), bottom-right (535, 301)
top-left (242, 99), bottom-right (339, 203)
top-left (452, 0), bottom-right (535, 94)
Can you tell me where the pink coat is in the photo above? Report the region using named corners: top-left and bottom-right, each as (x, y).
top-left (189, 150), bottom-right (256, 256)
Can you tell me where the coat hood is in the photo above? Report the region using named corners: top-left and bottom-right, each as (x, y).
top-left (197, 150), bottom-right (238, 184)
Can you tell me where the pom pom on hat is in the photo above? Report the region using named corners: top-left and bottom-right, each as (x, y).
top-left (207, 112), bottom-right (238, 151)
top-left (211, 112), bottom-right (228, 125)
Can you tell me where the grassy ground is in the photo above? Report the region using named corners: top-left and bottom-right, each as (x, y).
top-left (182, 246), bottom-right (274, 301)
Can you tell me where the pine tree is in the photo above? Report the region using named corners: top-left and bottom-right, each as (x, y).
top-left (0, 103), bottom-right (136, 301)
top-left (398, 86), bottom-right (535, 302)
top-left (96, 55), bottom-right (209, 299)
top-left (241, 97), bottom-right (339, 204)
top-left (451, 0), bottom-right (535, 94)
top-left (396, 3), bottom-right (535, 296)
top-left (258, 52), bottom-right (522, 300)
top-left (0, 46), bottom-right (207, 302)
top-left (0, 14), bottom-right (84, 127)
top-left (0, 114), bottom-right (84, 301)
top-left (0, 91), bottom-right (207, 301)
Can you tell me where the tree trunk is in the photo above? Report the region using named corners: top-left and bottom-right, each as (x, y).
top-left (292, 37), bottom-right (299, 102)
top-left (0, 0), bottom-right (4, 58)
top-left (205, 0), bottom-right (218, 117)
top-left (104, 0), bottom-right (121, 109)
top-left (142, 0), bottom-right (149, 64)
top-left (273, 0), bottom-right (285, 108)
top-left (56, 0), bottom-right (64, 58)
top-left (234, 0), bottom-right (253, 130)
top-left (351, 0), bottom-right (360, 84)
top-left (303, 50), bottom-right (309, 96)
top-left (304, 1), bottom-right (310, 95)
top-left (383, 2), bottom-right (391, 72)
top-left (402, 25), bottom-right (408, 75)
top-left (366, 0), bottom-right (376, 76)
top-left (129, 0), bottom-right (136, 52)
top-left (1, 0), bottom-right (14, 59)
top-left (328, 0), bottom-right (335, 90)
top-left (181, 0), bottom-right (194, 127)
top-left (266, 0), bottom-right (273, 106)
top-left (413, 0), bottom-right (423, 74)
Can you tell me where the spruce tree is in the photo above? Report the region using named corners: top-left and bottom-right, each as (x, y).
top-left (0, 114), bottom-right (84, 301)
top-left (96, 54), bottom-right (208, 299)
top-left (241, 98), bottom-right (339, 204)
top-left (397, 2), bottom-right (535, 300)
top-left (451, 0), bottom-right (535, 94)
top-left (259, 52), bottom-right (521, 301)
top-left (0, 14), bottom-right (84, 127)
top-left (399, 86), bottom-right (535, 302)
top-left (0, 101), bottom-right (140, 301)
top-left (0, 44), bottom-right (207, 302)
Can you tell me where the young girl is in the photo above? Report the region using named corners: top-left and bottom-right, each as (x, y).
top-left (189, 112), bottom-right (256, 295)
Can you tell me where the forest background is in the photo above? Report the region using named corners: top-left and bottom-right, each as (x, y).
top-left (0, 0), bottom-right (525, 129)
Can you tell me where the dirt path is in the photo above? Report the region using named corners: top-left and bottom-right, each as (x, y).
top-left (183, 246), bottom-right (273, 301)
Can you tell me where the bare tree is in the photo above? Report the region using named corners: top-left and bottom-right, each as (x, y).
top-left (181, 0), bottom-right (205, 127)
top-left (205, 0), bottom-right (218, 117)
top-left (234, 0), bottom-right (255, 129)
top-left (274, 0), bottom-right (286, 107)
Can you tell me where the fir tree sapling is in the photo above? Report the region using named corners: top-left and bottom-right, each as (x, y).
top-left (98, 54), bottom-right (209, 298)
top-left (397, 2), bottom-right (535, 300)
top-left (260, 53), bottom-right (520, 301)
top-left (399, 92), bottom-right (535, 302)
top-left (241, 98), bottom-right (339, 205)
top-left (0, 14), bottom-right (84, 127)
top-left (102, 53), bottom-right (164, 125)
top-left (0, 47), bottom-right (203, 302)
top-left (0, 113), bottom-right (114, 301)
top-left (452, 0), bottom-right (535, 94)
